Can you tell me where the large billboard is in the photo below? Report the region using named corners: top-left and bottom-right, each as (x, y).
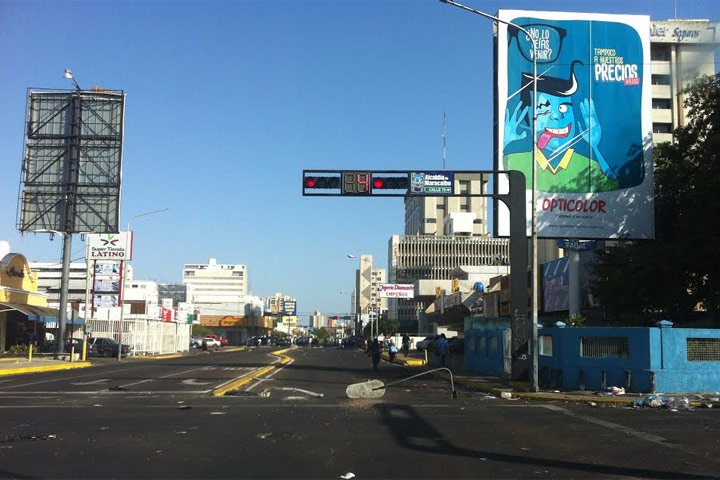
top-left (18, 89), bottom-right (125, 234)
top-left (495, 11), bottom-right (654, 239)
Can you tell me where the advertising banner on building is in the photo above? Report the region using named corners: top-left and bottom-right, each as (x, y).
top-left (378, 284), bottom-right (415, 299)
top-left (495, 10), bottom-right (654, 239)
top-left (282, 300), bottom-right (297, 316)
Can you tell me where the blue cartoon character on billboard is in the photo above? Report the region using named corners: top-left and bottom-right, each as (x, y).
top-left (502, 20), bottom-right (645, 193)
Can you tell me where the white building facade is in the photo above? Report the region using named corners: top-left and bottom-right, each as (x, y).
top-left (649, 19), bottom-right (719, 144)
top-left (182, 258), bottom-right (247, 305)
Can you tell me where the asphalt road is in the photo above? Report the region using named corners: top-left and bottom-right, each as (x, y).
top-left (0, 347), bottom-right (718, 479)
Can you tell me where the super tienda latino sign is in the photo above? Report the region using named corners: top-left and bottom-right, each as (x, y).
top-left (495, 10), bottom-right (654, 239)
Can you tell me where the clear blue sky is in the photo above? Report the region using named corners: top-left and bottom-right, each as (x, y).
top-left (1, 0), bottom-right (718, 318)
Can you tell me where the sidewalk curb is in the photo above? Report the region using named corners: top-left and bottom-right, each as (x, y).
top-left (428, 370), bottom-right (679, 406)
top-left (0, 362), bottom-right (92, 376)
top-left (212, 347), bottom-right (295, 396)
top-left (133, 353), bottom-right (183, 360)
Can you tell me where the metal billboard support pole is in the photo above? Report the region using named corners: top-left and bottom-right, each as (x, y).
top-left (56, 233), bottom-right (72, 356)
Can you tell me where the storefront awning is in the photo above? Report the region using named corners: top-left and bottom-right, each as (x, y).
top-left (0, 301), bottom-right (60, 320)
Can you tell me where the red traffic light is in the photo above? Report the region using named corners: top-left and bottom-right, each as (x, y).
top-left (371, 176), bottom-right (409, 190)
top-left (304, 176), bottom-right (340, 189)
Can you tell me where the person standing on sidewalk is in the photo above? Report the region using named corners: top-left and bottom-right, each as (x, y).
top-left (436, 333), bottom-right (449, 368)
top-left (401, 334), bottom-right (410, 356)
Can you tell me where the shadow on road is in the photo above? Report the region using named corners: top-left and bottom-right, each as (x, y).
top-left (375, 403), bottom-right (714, 480)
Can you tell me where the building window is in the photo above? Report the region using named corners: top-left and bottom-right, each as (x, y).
top-left (580, 337), bottom-right (629, 358)
top-left (653, 123), bottom-right (672, 134)
top-left (652, 75), bottom-right (671, 86)
top-left (651, 47), bottom-right (670, 61)
top-left (459, 180), bottom-right (470, 195)
top-left (687, 338), bottom-right (720, 362)
top-left (652, 99), bottom-right (671, 109)
top-left (460, 203), bottom-right (469, 212)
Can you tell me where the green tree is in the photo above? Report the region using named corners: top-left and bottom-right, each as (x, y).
top-left (314, 327), bottom-right (330, 342)
top-left (591, 74), bottom-right (720, 324)
top-left (272, 329), bottom-right (289, 338)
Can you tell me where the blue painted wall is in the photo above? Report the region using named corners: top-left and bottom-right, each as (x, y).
top-left (463, 318), bottom-right (720, 394)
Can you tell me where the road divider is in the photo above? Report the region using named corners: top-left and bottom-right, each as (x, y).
top-left (212, 347), bottom-right (295, 396)
top-left (0, 362), bottom-right (92, 376)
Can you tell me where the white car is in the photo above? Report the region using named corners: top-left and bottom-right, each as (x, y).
top-left (203, 337), bottom-right (222, 347)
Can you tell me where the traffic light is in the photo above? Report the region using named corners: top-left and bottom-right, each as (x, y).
top-left (304, 176), bottom-right (340, 189)
top-left (371, 176), bottom-right (409, 190)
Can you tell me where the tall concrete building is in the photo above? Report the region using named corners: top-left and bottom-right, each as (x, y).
top-left (404, 173), bottom-right (488, 236)
top-left (352, 255), bottom-right (387, 331)
top-left (309, 311), bottom-right (326, 329)
top-left (388, 235), bottom-right (510, 333)
top-left (182, 258), bottom-right (247, 305)
top-left (649, 19), bottom-right (719, 144)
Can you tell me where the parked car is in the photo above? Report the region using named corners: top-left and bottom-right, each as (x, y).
top-left (416, 335), bottom-right (440, 352)
top-left (272, 337), bottom-right (290, 347)
top-left (205, 335), bottom-right (227, 346)
top-left (38, 338), bottom-right (83, 354)
top-left (203, 336), bottom-right (222, 348)
top-left (190, 336), bottom-right (204, 349)
top-left (87, 337), bottom-right (130, 357)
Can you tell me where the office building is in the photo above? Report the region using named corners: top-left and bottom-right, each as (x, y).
top-left (388, 235), bottom-right (510, 333)
top-left (405, 173), bottom-right (488, 236)
top-left (649, 19), bottom-right (719, 143)
top-left (353, 255), bottom-right (387, 330)
top-left (182, 258), bottom-right (247, 305)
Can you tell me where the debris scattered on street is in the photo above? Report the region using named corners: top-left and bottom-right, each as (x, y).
top-left (177, 405), bottom-right (191, 410)
top-left (339, 473), bottom-right (355, 479)
top-left (500, 392), bottom-right (513, 399)
top-left (589, 402), bottom-right (597, 407)
top-left (607, 386), bottom-right (625, 396)
top-left (634, 395), bottom-right (694, 410)
top-left (209, 411), bottom-right (227, 415)
top-left (258, 433), bottom-right (272, 440)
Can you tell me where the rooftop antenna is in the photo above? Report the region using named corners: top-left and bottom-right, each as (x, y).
top-left (442, 112), bottom-right (447, 170)
top-left (674, 0), bottom-right (677, 19)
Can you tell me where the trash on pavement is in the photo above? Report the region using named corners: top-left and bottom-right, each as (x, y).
top-left (666, 397), bottom-right (693, 411)
top-left (589, 402), bottom-right (597, 407)
top-left (339, 473), bottom-right (355, 479)
top-left (607, 386), bottom-right (625, 396)
top-left (635, 394), bottom-right (694, 410)
top-left (500, 391), bottom-right (513, 399)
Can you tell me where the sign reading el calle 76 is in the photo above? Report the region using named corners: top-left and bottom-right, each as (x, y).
top-left (86, 232), bottom-right (133, 261)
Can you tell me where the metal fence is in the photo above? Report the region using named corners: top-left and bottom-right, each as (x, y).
top-left (86, 316), bottom-right (190, 355)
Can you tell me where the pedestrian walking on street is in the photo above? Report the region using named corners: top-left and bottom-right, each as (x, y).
top-left (370, 338), bottom-right (382, 371)
top-left (436, 333), bottom-right (449, 368)
top-left (401, 334), bottom-right (410, 356)
top-left (388, 341), bottom-right (398, 362)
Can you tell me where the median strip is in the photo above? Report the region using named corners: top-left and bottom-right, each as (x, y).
top-left (0, 362), bottom-right (92, 376)
top-left (212, 347), bottom-right (295, 396)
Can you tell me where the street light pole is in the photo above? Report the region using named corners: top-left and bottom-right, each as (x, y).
top-left (119, 208), bottom-right (169, 361)
top-left (439, 0), bottom-right (539, 392)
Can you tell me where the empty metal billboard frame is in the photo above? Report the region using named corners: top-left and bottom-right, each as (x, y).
top-left (302, 168), bottom-right (530, 380)
top-left (17, 88), bottom-right (125, 234)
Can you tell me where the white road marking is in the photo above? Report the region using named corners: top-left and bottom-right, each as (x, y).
top-left (181, 379), bottom-right (212, 386)
top-left (541, 404), bottom-right (720, 464)
top-left (70, 379), bottom-right (110, 386)
top-left (118, 379), bottom-right (154, 388)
